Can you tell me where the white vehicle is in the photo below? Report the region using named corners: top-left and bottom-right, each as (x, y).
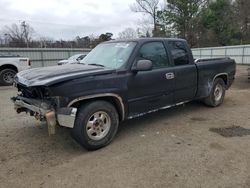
top-left (0, 54), bottom-right (31, 85)
top-left (57, 54), bottom-right (87, 65)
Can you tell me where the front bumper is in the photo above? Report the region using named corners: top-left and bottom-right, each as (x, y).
top-left (12, 96), bottom-right (77, 135)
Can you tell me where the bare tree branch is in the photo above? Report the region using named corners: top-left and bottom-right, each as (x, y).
top-left (130, 0), bottom-right (160, 32)
top-left (2, 22), bottom-right (34, 47)
top-left (118, 28), bottom-right (138, 39)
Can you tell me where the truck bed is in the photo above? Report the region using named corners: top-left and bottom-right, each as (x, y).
top-left (195, 57), bottom-right (236, 98)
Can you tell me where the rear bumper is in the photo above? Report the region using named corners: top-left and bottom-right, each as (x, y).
top-left (227, 76), bottom-right (235, 89)
top-left (12, 96), bottom-right (77, 134)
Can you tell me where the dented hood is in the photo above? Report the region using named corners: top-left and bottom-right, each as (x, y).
top-left (15, 64), bottom-right (114, 87)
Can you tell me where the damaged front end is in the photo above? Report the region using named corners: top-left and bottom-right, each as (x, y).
top-left (12, 84), bottom-right (77, 135)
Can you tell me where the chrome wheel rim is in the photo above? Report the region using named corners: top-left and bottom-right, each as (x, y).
top-left (86, 111), bottom-right (111, 141)
top-left (2, 71), bottom-right (15, 84)
top-left (214, 84), bottom-right (223, 101)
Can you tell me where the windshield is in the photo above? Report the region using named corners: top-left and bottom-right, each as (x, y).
top-left (80, 42), bottom-right (136, 69)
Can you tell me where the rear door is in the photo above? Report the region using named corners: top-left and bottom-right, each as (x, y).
top-left (127, 41), bottom-right (175, 116)
top-left (167, 41), bottom-right (198, 103)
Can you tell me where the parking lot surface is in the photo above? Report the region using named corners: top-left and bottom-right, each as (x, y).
top-left (0, 65), bottom-right (250, 188)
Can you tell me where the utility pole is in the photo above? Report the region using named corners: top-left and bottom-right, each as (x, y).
top-left (21, 21), bottom-right (29, 48)
top-left (4, 33), bottom-right (9, 47)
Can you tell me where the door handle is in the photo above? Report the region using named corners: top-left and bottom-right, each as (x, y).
top-left (165, 72), bottom-right (175, 80)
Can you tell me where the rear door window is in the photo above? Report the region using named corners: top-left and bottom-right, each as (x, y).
top-left (168, 41), bottom-right (190, 66)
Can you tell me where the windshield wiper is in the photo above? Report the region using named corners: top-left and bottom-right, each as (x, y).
top-left (72, 62), bottom-right (85, 65)
top-left (88, 63), bottom-right (105, 67)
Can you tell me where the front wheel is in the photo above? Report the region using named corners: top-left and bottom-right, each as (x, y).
top-left (0, 69), bottom-right (17, 86)
top-left (204, 78), bottom-right (226, 107)
top-left (71, 101), bottom-right (119, 150)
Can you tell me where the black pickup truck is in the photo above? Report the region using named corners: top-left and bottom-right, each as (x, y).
top-left (12, 38), bottom-right (236, 150)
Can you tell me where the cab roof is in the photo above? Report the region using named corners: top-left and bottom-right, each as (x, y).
top-left (104, 38), bottom-right (187, 44)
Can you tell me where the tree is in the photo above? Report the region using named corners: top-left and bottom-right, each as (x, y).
top-left (130, 0), bottom-right (160, 36)
top-left (158, 0), bottom-right (207, 46)
top-left (38, 37), bottom-right (54, 48)
top-left (75, 36), bottom-right (91, 48)
top-left (118, 28), bottom-right (138, 39)
top-left (136, 18), bottom-right (153, 37)
top-left (201, 0), bottom-right (240, 46)
top-left (99, 32), bottom-right (113, 42)
top-left (2, 21), bottom-right (34, 48)
top-left (233, 0), bottom-right (250, 44)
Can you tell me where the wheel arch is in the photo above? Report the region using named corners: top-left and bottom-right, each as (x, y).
top-left (213, 73), bottom-right (228, 86)
top-left (0, 64), bottom-right (18, 72)
top-left (68, 93), bottom-right (125, 121)
top-left (205, 73), bottom-right (228, 97)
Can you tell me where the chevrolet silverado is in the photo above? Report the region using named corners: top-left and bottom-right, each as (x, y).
top-left (12, 38), bottom-right (236, 150)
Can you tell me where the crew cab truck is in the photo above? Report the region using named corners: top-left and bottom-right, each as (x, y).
top-left (0, 54), bottom-right (31, 85)
top-left (12, 38), bottom-right (236, 150)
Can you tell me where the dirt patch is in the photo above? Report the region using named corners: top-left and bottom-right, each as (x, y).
top-left (190, 117), bottom-right (208, 122)
top-left (1, 65), bottom-right (250, 188)
top-left (209, 126), bottom-right (250, 137)
top-left (209, 142), bottom-right (226, 151)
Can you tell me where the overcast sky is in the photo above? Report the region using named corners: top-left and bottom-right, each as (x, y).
top-left (0, 0), bottom-right (144, 40)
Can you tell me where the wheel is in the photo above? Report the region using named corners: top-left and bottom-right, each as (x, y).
top-left (71, 101), bottom-right (119, 150)
top-left (0, 69), bottom-right (17, 86)
top-left (204, 78), bottom-right (226, 107)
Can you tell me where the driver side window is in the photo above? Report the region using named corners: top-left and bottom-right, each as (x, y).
top-left (138, 42), bottom-right (169, 69)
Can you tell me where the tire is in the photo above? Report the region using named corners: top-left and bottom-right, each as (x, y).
top-left (71, 100), bottom-right (119, 150)
top-left (0, 69), bottom-right (17, 86)
top-left (204, 78), bottom-right (226, 107)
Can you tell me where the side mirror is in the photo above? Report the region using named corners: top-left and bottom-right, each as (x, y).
top-left (132, 60), bottom-right (153, 72)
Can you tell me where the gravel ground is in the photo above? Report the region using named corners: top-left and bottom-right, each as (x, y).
top-left (0, 65), bottom-right (250, 188)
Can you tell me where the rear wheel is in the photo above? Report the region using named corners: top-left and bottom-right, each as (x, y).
top-left (0, 69), bottom-right (17, 86)
top-left (71, 101), bottom-right (119, 150)
top-left (204, 78), bottom-right (226, 107)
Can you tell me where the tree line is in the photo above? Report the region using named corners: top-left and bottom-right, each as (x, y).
top-left (0, 22), bottom-right (114, 48)
top-left (132, 0), bottom-right (250, 47)
top-left (0, 0), bottom-right (249, 48)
